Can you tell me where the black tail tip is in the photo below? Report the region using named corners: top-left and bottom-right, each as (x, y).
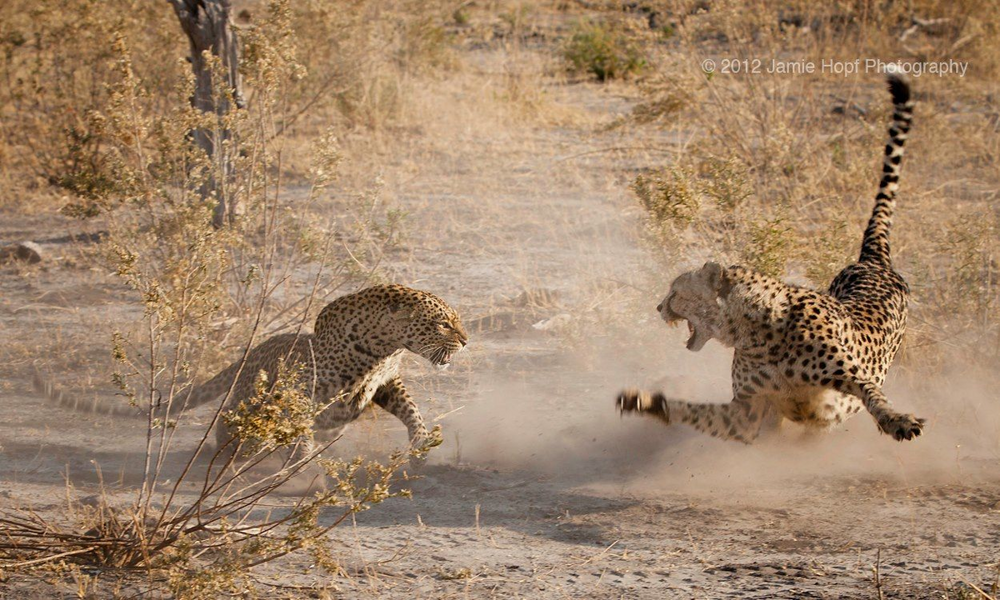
top-left (886, 72), bottom-right (911, 105)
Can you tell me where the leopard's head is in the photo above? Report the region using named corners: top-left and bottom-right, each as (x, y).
top-left (316, 284), bottom-right (469, 366)
top-left (657, 262), bottom-right (732, 352)
top-left (385, 287), bottom-right (469, 367)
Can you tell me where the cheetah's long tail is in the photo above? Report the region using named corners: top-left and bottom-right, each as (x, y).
top-left (858, 73), bottom-right (915, 267)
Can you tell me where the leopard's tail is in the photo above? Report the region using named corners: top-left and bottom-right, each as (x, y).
top-left (33, 366), bottom-right (147, 418)
top-left (859, 73), bottom-right (915, 267)
top-left (180, 359), bottom-right (245, 409)
top-left (31, 363), bottom-right (233, 419)
top-left (33, 334), bottom-right (313, 418)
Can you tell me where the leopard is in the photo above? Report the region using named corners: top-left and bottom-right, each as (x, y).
top-left (35, 284), bottom-right (469, 460)
top-left (617, 73), bottom-right (924, 444)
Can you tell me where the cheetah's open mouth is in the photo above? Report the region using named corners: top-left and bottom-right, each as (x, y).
top-left (667, 314), bottom-right (708, 352)
top-left (685, 321), bottom-right (710, 352)
top-left (663, 303), bottom-right (707, 352)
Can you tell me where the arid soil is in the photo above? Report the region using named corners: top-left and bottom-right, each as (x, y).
top-left (2, 42), bottom-right (999, 599)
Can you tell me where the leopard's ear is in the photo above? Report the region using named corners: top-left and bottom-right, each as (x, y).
top-left (702, 261), bottom-right (732, 298)
top-left (387, 301), bottom-right (417, 322)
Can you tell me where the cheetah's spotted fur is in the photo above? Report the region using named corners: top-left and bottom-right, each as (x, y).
top-left (617, 74), bottom-right (924, 443)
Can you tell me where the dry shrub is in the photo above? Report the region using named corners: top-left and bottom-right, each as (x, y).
top-left (631, 166), bottom-right (701, 234)
top-left (285, 0), bottom-right (456, 137)
top-left (563, 18), bottom-right (649, 81)
top-left (0, 0), bottom-right (182, 208)
top-left (222, 358), bottom-right (316, 453)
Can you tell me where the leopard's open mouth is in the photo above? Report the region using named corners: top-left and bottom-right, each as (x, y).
top-left (429, 346), bottom-right (453, 368)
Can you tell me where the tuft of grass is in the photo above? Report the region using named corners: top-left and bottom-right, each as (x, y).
top-left (631, 166), bottom-right (700, 236)
top-left (437, 566), bottom-right (475, 580)
top-left (742, 216), bottom-right (795, 280)
top-left (699, 155), bottom-right (752, 213)
top-left (563, 19), bottom-right (647, 82)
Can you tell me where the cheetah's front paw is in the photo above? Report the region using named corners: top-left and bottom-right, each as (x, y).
top-left (880, 413), bottom-right (925, 441)
top-left (616, 388), bottom-right (668, 421)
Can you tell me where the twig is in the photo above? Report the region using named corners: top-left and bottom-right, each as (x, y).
top-left (960, 579), bottom-right (998, 600)
top-left (873, 548), bottom-right (885, 600)
top-left (555, 146), bottom-right (677, 164)
top-left (6, 545), bottom-right (98, 568)
top-left (576, 540), bottom-right (619, 569)
top-left (431, 405), bottom-right (465, 422)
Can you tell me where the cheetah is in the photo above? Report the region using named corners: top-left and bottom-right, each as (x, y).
top-left (35, 284), bottom-right (469, 458)
top-left (617, 74), bottom-right (924, 443)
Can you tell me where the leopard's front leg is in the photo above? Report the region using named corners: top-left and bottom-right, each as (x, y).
top-left (372, 377), bottom-right (442, 461)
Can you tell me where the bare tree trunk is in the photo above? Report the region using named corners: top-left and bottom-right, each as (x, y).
top-left (168, 0), bottom-right (246, 229)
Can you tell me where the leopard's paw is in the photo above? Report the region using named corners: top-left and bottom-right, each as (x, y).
top-left (423, 424), bottom-right (444, 449)
top-left (408, 425), bottom-right (444, 468)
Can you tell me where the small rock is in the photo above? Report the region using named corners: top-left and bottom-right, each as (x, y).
top-left (532, 313), bottom-right (572, 332)
top-left (0, 241), bottom-right (44, 264)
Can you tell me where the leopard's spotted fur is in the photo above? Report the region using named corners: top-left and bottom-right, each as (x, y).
top-left (195, 284), bottom-right (467, 453)
top-left (36, 284), bottom-right (468, 456)
top-left (617, 74), bottom-right (923, 443)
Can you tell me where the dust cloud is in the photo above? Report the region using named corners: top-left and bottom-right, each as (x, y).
top-left (442, 322), bottom-right (1000, 496)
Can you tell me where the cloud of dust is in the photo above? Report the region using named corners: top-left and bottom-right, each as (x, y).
top-left (441, 322), bottom-right (1000, 496)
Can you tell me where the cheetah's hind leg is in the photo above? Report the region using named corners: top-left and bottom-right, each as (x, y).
top-left (841, 380), bottom-right (925, 441)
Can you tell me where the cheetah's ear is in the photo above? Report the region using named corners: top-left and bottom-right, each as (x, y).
top-left (703, 261), bottom-right (732, 298)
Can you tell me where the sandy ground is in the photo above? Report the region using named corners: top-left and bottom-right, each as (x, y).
top-left (2, 42), bottom-right (1000, 599)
